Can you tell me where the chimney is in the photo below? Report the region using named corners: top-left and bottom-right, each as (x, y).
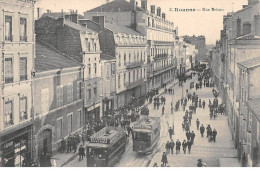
top-left (254, 15), bottom-right (260, 35)
top-left (151, 5), bottom-right (155, 14)
top-left (93, 16), bottom-right (105, 31)
top-left (70, 10), bottom-right (78, 24)
top-left (130, 0), bottom-right (136, 10)
top-left (141, 0), bottom-right (148, 10)
top-left (162, 13), bottom-right (166, 19)
top-left (157, 7), bottom-right (161, 17)
top-left (248, 0), bottom-right (259, 5)
top-left (236, 18), bottom-right (241, 37)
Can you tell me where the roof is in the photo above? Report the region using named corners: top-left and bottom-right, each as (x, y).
top-left (87, 127), bottom-right (125, 147)
top-left (105, 22), bottom-right (142, 36)
top-left (133, 117), bottom-right (160, 131)
top-left (236, 34), bottom-right (260, 40)
top-left (86, 0), bottom-right (144, 13)
top-left (101, 54), bottom-right (116, 61)
top-left (35, 42), bottom-right (81, 72)
top-left (247, 98), bottom-right (260, 121)
top-left (63, 20), bottom-right (97, 33)
top-left (41, 12), bottom-right (85, 19)
top-left (238, 56), bottom-right (260, 69)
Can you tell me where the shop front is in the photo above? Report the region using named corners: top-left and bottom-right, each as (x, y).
top-left (0, 125), bottom-right (32, 167)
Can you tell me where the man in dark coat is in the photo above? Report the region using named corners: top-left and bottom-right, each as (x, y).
top-left (190, 131), bottom-right (196, 144)
top-left (169, 140), bottom-right (175, 155)
top-left (182, 140), bottom-right (187, 154)
top-left (168, 127), bottom-right (174, 139)
top-left (67, 135), bottom-right (72, 153)
top-left (212, 129), bottom-right (218, 142)
top-left (176, 139), bottom-right (181, 154)
top-left (200, 124), bottom-right (205, 137)
top-left (161, 152), bottom-right (168, 167)
top-left (78, 145), bottom-right (85, 161)
top-left (60, 138), bottom-right (66, 153)
top-left (202, 100), bottom-right (206, 109)
top-left (206, 125), bottom-right (212, 138)
top-left (165, 141), bottom-right (170, 153)
top-left (162, 106), bottom-right (165, 116)
top-left (186, 131), bottom-right (191, 141)
top-left (187, 140), bottom-right (192, 154)
top-left (196, 119), bottom-right (200, 130)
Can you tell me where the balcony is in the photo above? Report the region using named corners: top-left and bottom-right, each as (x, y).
top-left (20, 74), bottom-right (28, 81)
top-left (20, 36), bottom-right (28, 42)
top-left (154, 54), bottom-right (169, 61)
top-left (5, 35), bottom-right (13, 42)
top-left (125, 78), bottom-right (144, 90)
top-left (124, 61), bottom-right (144, 69)
top-left (5, 77), bottom-right (14, 84)
top-left (153, 64), bottom-right (174, 75)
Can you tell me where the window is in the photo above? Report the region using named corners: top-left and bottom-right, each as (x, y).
top-left (88, 64), bottom-right (91, 75)
top-left (20, 57), bottom-right (27, 81)
top-left (118, 53), bottom-right (121, 67)
top-left (88, 89), bottom-right (91, 99)
top-left (91, 39), bottom-right (95, 51)
top-left (124, 53), bottom-right (126, 64)
top-left (19, 96), bottom-right (27, 122)
top-left (248, 111), bottom-right (252, 132)
top-left (5, 58), bottom-right (13, 83)
top-left (133, 71), bottom-right (135, 81)
top-left (118, 74), bottom-right (121, 89)
top-left (4, 99), bottom-right (13, 128)
top-left (124, 73), bottom-right (126, 86)
top-left (67, 84), bottom-right (73, 103)
top-left (68, 113), bottom-right (73, 133)
top-left (77, 110), bottom-right (82, 129)
top-left (86, 38), bottom-right (90, 52)
top-left (94, 63), bottom-right (97, 74)
top-left (111, 63), bottom-right (115, 75)
top-left (94, 43), bottom-right (97, 51)
top-left (137, 69), bottom-right (139, 80)
top-left (94, 87), bottom-right (97, 98)
top-left (257, 122), bottom-right (260, 143)
top-left (141, 68), bottom-right (143, 78)
top-left (5, 16), bottom-right (12, 41)
top-left (129, 72), bottom-right (131, 83)
top-left (144, 68), bottom-right (146, 78)
top-left (56, 86), bottom-right (63, 107)
top-left (77, 81), bottom-right (82, 100)
top-left (41, 88), bottom-right (49, 114)
top-left (148, 17), bottom-right (150, 27)
top-left (20, 18), bottom-right (27, 41)
top-left (57, 118), bottom-right (63, 140)
top-left (129, 52), bottom-right (131, 62)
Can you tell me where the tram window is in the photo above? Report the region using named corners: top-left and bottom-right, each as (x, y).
top-left (88, 148), bottom-right (105, 159)
top-left (135, 133), bottom-right (151, 141)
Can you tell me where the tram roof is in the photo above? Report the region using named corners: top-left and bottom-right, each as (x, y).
top-left (133, 117), bottom-right (160, 131)
top-left (87, 126), bottom-right (125, 147)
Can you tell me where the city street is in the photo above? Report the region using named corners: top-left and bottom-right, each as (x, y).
top-left (63, 74), bottom-right (239, 167)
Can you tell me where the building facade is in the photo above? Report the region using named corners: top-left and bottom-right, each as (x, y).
top-left (210, 0), bottom-right (260, 167)
top-left (0, 0), bottom-right (35, 167)
top-left (84, 0), bottom-right (176, 92)
top-left (35, 13), bottom-right (103, 130)
top-left (33, 41), bottom-right (84, 161)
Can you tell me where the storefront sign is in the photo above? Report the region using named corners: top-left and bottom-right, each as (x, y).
top-left (134, 124), bottom-right (152, 129)
top-left (90, 137), bottom-right (109, 144)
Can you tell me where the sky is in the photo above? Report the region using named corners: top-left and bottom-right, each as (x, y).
top-left (36, 0), bottom-right (248, 45)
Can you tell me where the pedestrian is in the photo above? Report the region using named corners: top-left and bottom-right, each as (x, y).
top-left (197, 159), bottom-right (206, 167)
top-left (127, 126), bottom-right (132, 137)
top-left (182, 122), bottom-right (185, 131)
top-left (200, 124), bottom-right (205, 137)
top-left (169, 140), bottom-right (175, 155)
top-left (60, 138), bottom-right (66, 153)
top-left (190, 131), bottom-right (195, 144)
top-left (187, 140), bottom-right (192, 154)
top-left (78, 144), bottom-right (85, 161)
top-left (162, 106), bottom-right (165, 116)
top-left (196, 119), bottom-right (200, 130)
top-left (182, 140), bottom-right (187, 154)
top-left (202, 100), bottom-right (206, 109)
top-left (165, 141), bottom-right (170, 154)
top-left (176, 139), bottom-right (181, 154)
top-left (67, 135), bottom-right (72, 153)
top-left (186, 131), bottom-right (191, 141)
top-left (206, 125), bottom-right (212, 138)
top-left (153, 163), bottom-right (158, 167)
top-left (73, 137), bottom-right (78, 153)
top-left (157, 101), bottom-right (160, 110)
top-left (161, 152), bottom-right (168, 167)
top-left (212, 129), bottom-right (217, 142)
top-left (168, 127), bottom-right (174, 139)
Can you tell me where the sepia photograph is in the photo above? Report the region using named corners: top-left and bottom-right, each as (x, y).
top-left (0, 0), bottom-right (259, 168)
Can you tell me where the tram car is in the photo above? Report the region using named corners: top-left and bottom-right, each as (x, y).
top-left (132, 117), bottom-right (161, 154)
top-left (86, 127), bottom-right (127, 167)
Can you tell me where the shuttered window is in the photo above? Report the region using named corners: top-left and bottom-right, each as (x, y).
top-left (5, 58), bottom-right (13, 83)
top-left (20, 57), bottom-right (27, 81)
top-left (19, 96), bottom-right (27, 121)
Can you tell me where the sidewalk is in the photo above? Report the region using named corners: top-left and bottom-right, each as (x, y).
top-left (52, 79), bottom-right (179, 167)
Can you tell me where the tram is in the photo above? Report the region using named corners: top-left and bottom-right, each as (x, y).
top-left (132, 117), bottom-right (161, 154)
top-left (86, 126), bottom-right (127, 167)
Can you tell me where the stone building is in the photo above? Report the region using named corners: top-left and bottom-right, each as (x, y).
top-left (183, 35), bottom-right (207, 64)
top-left (35, 12), bottom-right (103, 130)
top-left (84, 0), bottom-right (176, 91)
top-left (0, 0), bottom-right (35, 167)
top-left (210, 0), bottom-right (260, 166)
top-left (33, 40), bottom-right (84, 162)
